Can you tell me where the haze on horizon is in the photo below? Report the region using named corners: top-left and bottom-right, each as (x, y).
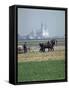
top-left (18, 8), bottom-right (65, 38)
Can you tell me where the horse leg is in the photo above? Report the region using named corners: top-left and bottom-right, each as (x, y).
top-left (53, 48), bottom-right (54, 51)
top-left (44, 48), bottom-right (45, 52)
top-left (52, 47), bottom-right (54, 51)
top-left (48, 48), bottom-right (49, 52)
top-left (42, 47), bottom-right (45, 52)
top-left (40, 48), bottom-right (42, 52)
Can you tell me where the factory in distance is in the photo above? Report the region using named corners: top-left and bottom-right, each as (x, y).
top-left (18, 23), bottom-right (49, 40)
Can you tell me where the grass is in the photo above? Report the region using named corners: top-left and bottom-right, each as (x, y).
top-left (18, 60), bottom-right (65, 82)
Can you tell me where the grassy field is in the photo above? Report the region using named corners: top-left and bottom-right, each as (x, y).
top-left (18, 60), bottom-right (65, 82)
top-left (18, 44), bottom-right (65, 82)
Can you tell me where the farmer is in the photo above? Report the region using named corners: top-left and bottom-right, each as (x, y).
top-left (23, 42), bottom-right (27, 53)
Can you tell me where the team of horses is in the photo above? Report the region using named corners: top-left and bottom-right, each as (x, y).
top-left (39, 40), bottom-right (57, 52)
top-left (18, 39), bottom-right (57, 53)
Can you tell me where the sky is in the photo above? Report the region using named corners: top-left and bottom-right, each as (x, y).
top-left (18, 8), bottom-right (65, 37)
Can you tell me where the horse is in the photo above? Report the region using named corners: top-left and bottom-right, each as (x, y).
top-left (39, 39), bottom-right (57, 52)
top-left (45, 40), bottom-right (56, 51)
top-left (39, 43), bottom-right (45, 52)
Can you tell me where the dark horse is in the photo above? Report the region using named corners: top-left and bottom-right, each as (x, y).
top-left (39, 39), bottom-right (57, 52)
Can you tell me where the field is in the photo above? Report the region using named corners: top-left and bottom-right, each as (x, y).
top-left (18, 60), bottom-right (65, 82)
top-left (18, 39), bottom-right (65, 82)
top-left (18, 46), bottom-right (65, 62)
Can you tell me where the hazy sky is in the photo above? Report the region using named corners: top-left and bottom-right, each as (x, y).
top-left (18, 8), bottom-right (65, 37)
